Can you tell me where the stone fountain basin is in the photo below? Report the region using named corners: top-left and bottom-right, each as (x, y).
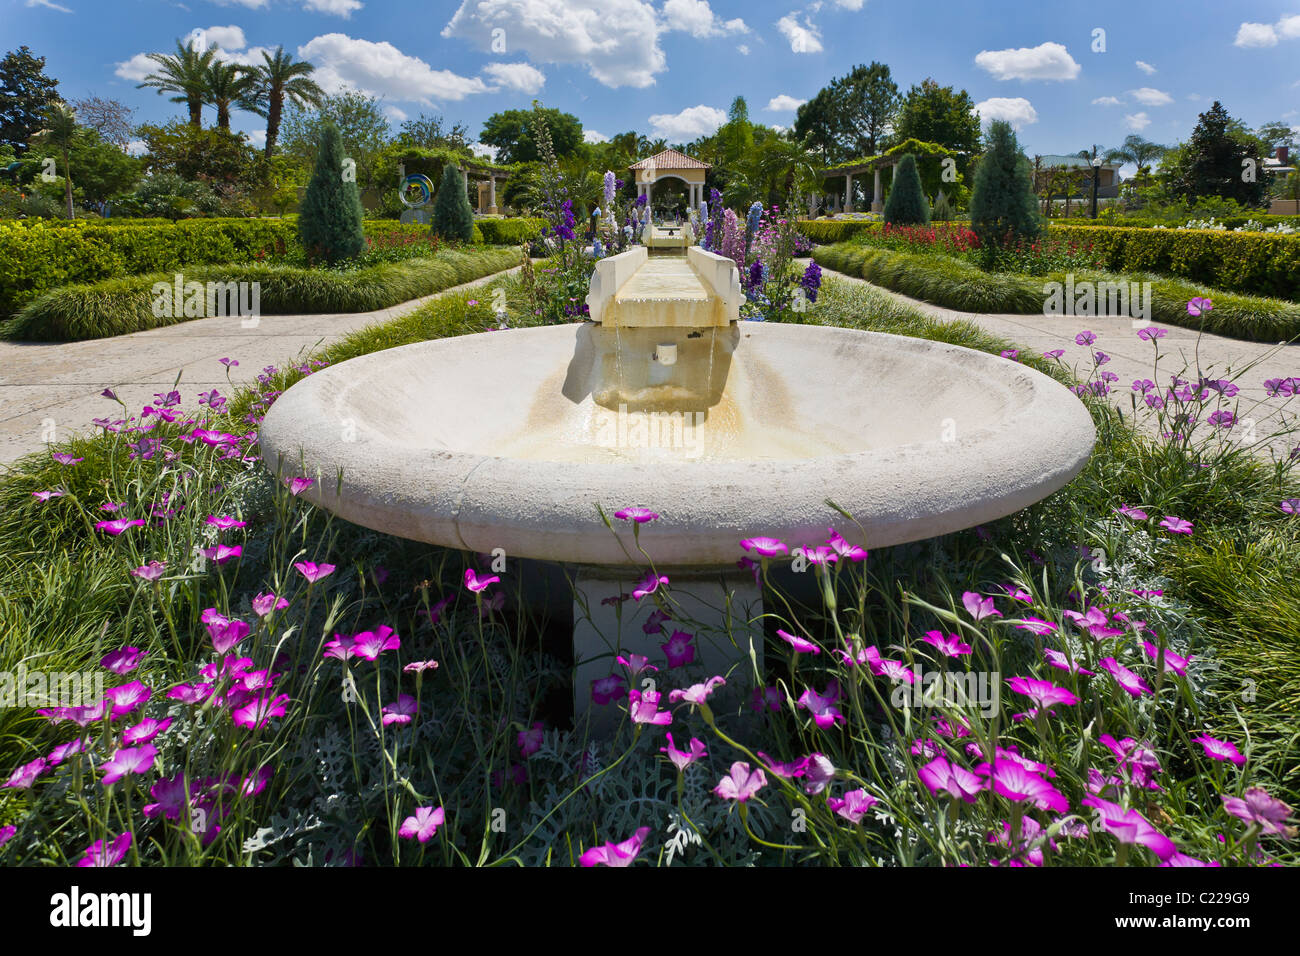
top-left (258, 321), bottom-right (1095, 566)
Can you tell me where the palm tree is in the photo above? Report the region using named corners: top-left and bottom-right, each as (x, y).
top-left (753, 135), bottom-right (820, 206)
top-left (1105, 134), bottom-right (1169, 175)
top-left (31, 101), bottom-right (79, 218)
top-left (242, 47), bottom-right (325, 157)
top-left (204, 60), bottom-right (257, 131)
top-left (137, 39), bottom-right (217, 129)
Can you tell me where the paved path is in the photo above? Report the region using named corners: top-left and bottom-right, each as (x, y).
top-left (0, 267), bottom-right (519, 469)
top-left (804, 260), bottom-right (1300, 462)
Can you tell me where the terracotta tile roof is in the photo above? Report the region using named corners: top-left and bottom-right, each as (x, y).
top-left (629, 149), bottom-right (711, 170)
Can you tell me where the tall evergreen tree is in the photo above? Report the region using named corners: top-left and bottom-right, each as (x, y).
top-left (431, 162), bottom-right (474, 242)
top-left (969, 120), bottom-right (1042, 251)
top-left (0, 46), bottom-right (61, 154)
top-left (297, 121), bottom-right (365, 264)
top-left (883, 153), bottom-right (930, 226)
top-left (1167, 101), bottom-right (1267, 206)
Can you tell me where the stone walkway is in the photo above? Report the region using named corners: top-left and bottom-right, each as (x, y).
top-left (803, 260), bottom-right (1300, 462)
top-left (0, 267), bottom-right (520, 469)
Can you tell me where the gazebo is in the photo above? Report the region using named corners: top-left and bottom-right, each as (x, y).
top-left (628, 149), bottom-right (710, 214)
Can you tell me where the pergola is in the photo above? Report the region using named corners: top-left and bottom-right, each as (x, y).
top-left (459, 157), bottom-right (511, 215)
top-left (628, 149), bottom-right (710, 214)
top-left (819, 141), bottom-right (961, 213)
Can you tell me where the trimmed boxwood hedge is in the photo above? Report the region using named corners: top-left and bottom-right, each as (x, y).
top-left (796, 219), bottom-right (881, 244)
top-left (812, 242), bottom-right (1300, 343)
top-left (0, 217), bottom-right (546, 315)
top-left (2, 246), bottom-right (523, 342)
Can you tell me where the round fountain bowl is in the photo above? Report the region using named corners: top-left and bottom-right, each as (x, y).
top-left (258, 322), bottom-right (1095, 566)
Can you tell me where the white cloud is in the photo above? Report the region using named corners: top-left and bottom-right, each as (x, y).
top-left (125, 140), bottom-right (148, 157)
top-left (383, 104), bottom-right (408, 122)
top-left (1129, 87), bottom-right (1172, 106)
top-left (1092, 95), bottom-right (1122, 106)
top-left (583, 129), bottom-right (609, 143)
top-left (974, 41), bottom-right (1080, 81)
top-left (1125, 111), bottom-right (1151, 131)
top-left (472, 142), bottom-right (500, 161)
top-left (765, 94), bottom-right (806, 112)
top-left (648, 104), bottom-right (727, 140)
top-left (298, 33), bottom-right (489, 102)
top-left (769, 123), bottom-right (787, 132)
top-left (1234, 22), bottom-right (1278, 47)
top-left (442, 0), bottom-right (666, 89)
top-left (776, 13), bottom-right (823, 53)
top-left (481, 61), bottom-right (546, 93)
top-left (832, 0), bottom-right (866, 9)
top-left (114, 53), bottom-right (155, 82)
top-left (241, 128), bottom-right (267, 148)
top-left (1281, 15), bottom-right (1300, 39)
top-left (213, 44), bottom-right (278, 68)
top-left (661, 0), bottom-right (747, 38)
top-left (202, 25), bottom-right (247, 51)
top-left (736, 43), bottom-right (750, 55)
top-left (1135, 59), bottom-right (1156, 75)
top-left (25, 0), bottom-right (73, 13)
top-left (972, 96), bottom-right (1038, 130)
top-left (302, 0), bottom-right (363, 16)
top-left (208, 0), bottom-right (269, 8)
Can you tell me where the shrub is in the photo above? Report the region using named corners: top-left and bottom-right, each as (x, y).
top-left (969, 120), bottom-right (1043, 251)
top-left (475, 217), bottom-right (545, 244)
top-left (883, 153), bottom-right (930, 227)
top-left (432, 163), bottom-right (475, 242)
top-left (297, 122), bottom-right (366, 265)
top-left (795, 219), bottom-right (880, 244)
top-left (931, 189), bottom-right (955, 221)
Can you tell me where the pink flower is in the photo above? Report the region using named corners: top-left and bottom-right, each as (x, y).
top-left (826, 527), bottom-right (867, 561)
top-left (797, 681), bottom-right (844, 728)
top-left (123, 718), bottom-right (172, 746)
top-left (1221, 787), bottom-right (1295, 838)
top-left (1075, 331), bottom-right (1096, 346)
top-left (52, 452), bottom-right (84, 465)
top-left (660, 629), bottom-right (695, 668)
top-left (713, 762), bottom-right (767, 802)
top-left (668, 676), bottom-right (725, 706)
top-left (517, 721), bottom-right (544, 756)
top-left (399, 806), bottom-right (446, 843)
top-left (231, 694), bottom-right (290, 730)
top-left (590, 674), bottom-right (625, 706)
top-left (617, 653), bottom-right (658, 679)
top-left (874, 658), bottom-right (916, 683)
top-left (1002, 584), bottom-right (1033, 603)
top-left (48, 738), bottom-right (85, 766)
top-left (579, 826), bottom-right (650, 866)
top-left (1082, 795), bottom-right (1176, 860)
top-left (100, 646), bottom-right (145, 675)
top-left (1136, 326), bottom-right (1167, 341)
top-left (827, 788), bottom-right (879, 823)
top-left (4, 757), bottom-right (48, 789)
top-left (206, 514), bottom-right (247, 530)
top-left (1098, 657), bottom-right (1152, 697)
top-left (1186, 296), bottom-right (1212, 316)
top-left (350, 626), bottom-right (401, 661)
top-left (76, 832), bottom-right (133, 867)
top-left (285, 476), bottom-right (315, 495)
top-left (918, 756), bottom-right (984, 803)
top-left (614, 506), bottom-right (660, 523)
top-left (252, 592), bottom-right (289, 617)
top-left (1191, 734), bottom-right (1246, 766)
top-left (920, 630), bottom-right (971, 657)
top-left (1141, 641), bottom-right (1191, 675)
top-left (464, 567), bottom-right (499, 592)
top-left (628, 689), bottom-right (672, 725)
top-left (130, 560), bottom-right (167, 582)
top-left (1006, 676), bottom-right (1079, 709)
top-left (294, 560), bottom-right (335, 583)
top-left (660, 733), bottom-right (707, 772)
top-left (1043, 648), bottom-right (1094, 675)
top-left (977, 760), bottom-right (1069, 813)
top-left (777, 629), bottom-right (820, 654)
top-left (105, 680), bottom-right (152, 719)
top-left (1099, 735), bottom-right (1163, 790)
top-left (382, 694), bottom-right (418, 727)
top-left (1280, 498), bottom-right (1299, 515)
top-left (32, 490), bottom-right (64, 502)
top-left (1116, 505), bottom-right (1148, 521)
top-left (962, 591), bottom-right (1001, 621)
top-left (1159, 516), bottom-right (1194, 535)
top-left (99, 743), bottom-right (158, 786)
top-left (1015, 617), bottom-right (1057, 636)
top-left (632, 570), bottom-right (669, 600)
top-left (740, 536), bottom-right (787, 557)
top-left (642, 609), bottom-right (671, 634)
top-left (404, 659), bottom-right (439, 674)
top-left (96, 518), bottom-right (146, 535)
top-left (0, 825), bottom-right (15, 847)
top-left (206, 615), bottom-right (251, 655)
top-left (168, 682), bottom-right (214, 705)
top-left (803, 753), bottom-right (836, 794)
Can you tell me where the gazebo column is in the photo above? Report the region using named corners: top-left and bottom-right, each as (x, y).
top-left (845, 173), bottom-right (853, 213)
top-left (872, 168), bottom-right (883, 213)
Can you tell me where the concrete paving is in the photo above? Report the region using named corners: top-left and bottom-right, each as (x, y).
top-left (0, 267), bottom-right (519, 470)
top-left (804, 260), bottom-right (1300, 463)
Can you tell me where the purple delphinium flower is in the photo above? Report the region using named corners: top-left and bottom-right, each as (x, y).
top-left (579, 826), bottom-right (650, 867)
top-left (399, 806), bottom-right (446, 843)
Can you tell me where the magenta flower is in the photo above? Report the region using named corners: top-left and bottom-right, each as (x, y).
top-left (96, 518), bottom-right (146, 535)
top-left (1099, 735), bottom-right (1163, 790)
top-left (100, 646), bottom-right (145, 675)
top-left (660, 733), bottom-right (707, 772)
top-left (399, 806), bottom-right (446, 843)
top-left (642, 608), bottom-right (671, 634)
top-left (579, 826), bottom-right (650, 866)
top-left (1082, 795), bottom-right (1176, 860)
top-left (614, 506), bottom-right (660, 523)
top-left (252, 591), bottom-right (289, 617)
top-left (168, 682), bottom-right (214, 705)
top-left (1116, 504), bottom-right (1148, 521)
top-left (76, 832), bottom-right (133, 867)
top-left (105, 680), bottom-right (152, 719)
top-left (1043, 348), bottom-right (1064, 360)
top-left (206, 514), bottom-right (247, 530)
top-left (1141, 641), bottom-right (1191, 675)
top-left (1075, 331), bottom-right (1097, 346)
top-left (295, 560), bottom-right (335, 583)
top-left (668, 676), bottom-right (725, 706)
top-left (231, 693), bottom-right (290, 730)
top-left (1002, 584), bottom-right (1033, 603)
top-left (797, 681), bottom-right (845, 728)
top-left (977, 760), bottom-right (1069, 813)
top-left (1136, 326), bottom-right (1167, 341)
top-left (826, 527), bottom-right (867, 561)
top-left (1098, 657), bottom-right (1152, 697)
top-left (130, 560), bottom-right (167, 582)
top-left (1006, 676), bottom-right (1079, 709)
top-left (628, 689), bottom-right (672, 725)
top-left (1186, 296), bottom-right (1212, 316)
top-left (827, 788), bottom-right (879, 824)
top-left (1043, 647), bottom-right (1094, 675)
top-left (123, 717), bottom-right (172, 746)
top-left (918, 756), bottom-right (984, 803)
top-left (52, 452), bottom-right (84, 465)
top-left (464, 567), bottom-right (499, 593)
top-left (1221, 788), bottom-right (1294, 837)
top-left (32, 490), bottom-right (64, 502)
top-left (617, 653), bottom-right (658, 679)
top-left (382, 694), bottom-right (419, 727)
top-left (757, 752), bottom-right (810, 778)
top-left (1272, 496), bottom-right (1297, 515)
top-left (660, 629), bottom-right (696, 668)
top-left (404, 659), bottom-right (440, 674)
top-left (803, 753), bottom-right (836, 794)
top-left (1159, 516), bottom-right (1193, 535)
top-left (219, 357), bottom-right (238, 368)
top-left (777, 629), bottom-right (820, 654)
top-left (632, 570), bottom-right (668, 600)
top-left (920, 630), bottom-right (971, 657)
top-left (48, 738), bottom-right (85, 766)
top-left (874, 659), bottom-right (916, 683)
top-left (962, 591), bottom-right (1001, 621)
top-left (206, 616), bottom-right (251, 655)
top-left (1161, 852), bottom-right (1220, 867)
top-left (517, 721), bottom-right (544, 756)
top-left (99, 743), bottom-right (158, 786)
top-left (0, 825), bottom-right (15, 847)
top-left (740, 536), bottom-right (787, 557)
top-left (713, 761), bottom-right (767, 802)
top-left (590, 674), bottom-right (625, 706)
top-left (752, 686), bottom-right (784, 712)
top-left (1015, 616), bottom-right (1058, 636)
top-left (4, 757), bottom-right (48, 789)
top-left (1191, 734), bottom-right (1246, 766)
top-left (285, 476), bottom-right (315, 495)
top-left (350, 625), bottom-right (401, 661)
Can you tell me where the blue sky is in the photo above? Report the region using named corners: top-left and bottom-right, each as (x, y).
top-left (7, 0), bottom-right (1300, 162)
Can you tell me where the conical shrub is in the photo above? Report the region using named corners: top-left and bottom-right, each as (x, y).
top-left (969, 120), bottom-right (1043, 251)
top-left (883, 153), bottom-right (930, 226)
top-left (297, 121), bottom-right (365, 265)
top-left (432, 163), bottom-right (475, 243)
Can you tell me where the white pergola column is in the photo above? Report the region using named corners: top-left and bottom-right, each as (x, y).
top-left (872, 168), bottom-right (884, 212)
top-left (488, 176), bottom-right (497, 214)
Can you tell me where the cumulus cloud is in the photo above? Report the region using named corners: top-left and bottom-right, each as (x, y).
top-left (1234, 22), bottom-right (1278, 47)
top-left (241, 128), bottom-right (267, 148)
top-left (973, 96), bottom-right (1038, 130)
top-left (974, 41), bottom-right (1080, 81)
top-left (125, 140), bottom-right (148, 157)
top-left (383, 104), bottom-right (409, 122)
top-left (776, 13), bottom-right (823, 53)
top-left (583, 129), bottom-right (609, 143)
top-left (481, 61), bottom-right (546, 93)
top-left (648, 104), bottom-right (727, 140)
top-left (1135, 59), bottom-right (1156, 74)
top-left (114, 53), bottom-right (156, 82)
top-left (1125, 111), bottom-right (1151, 131)
top-left (442, 0), bottom-right (666, 89)
top-left (1092, 95), bottom-right (1123, 106)
top-left (471, 142), bottom-right (500, 161)
top-left (661, 0), bottom-right (747, 37)
top-left (832, 0), bottom-right (866, 9)
top-left (208, 0), bottom-right (270, 8)
top-left (765, 94), bottom-right (807, 112)
top-left (302, 0), bottom-right (364, 15)
top-left (1129, 87), bottom-right (1172, 106)
top-left (736, 43), bottom-right (750, 55)
top-left (298, 33), bottom-right (489, 102)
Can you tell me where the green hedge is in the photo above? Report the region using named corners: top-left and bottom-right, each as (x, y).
top-left (812, 242), bottom-right (1300, 343)
top-left (2, 247), bottom-right (523, 342)
top-left (1052, 215), bottom-right (1300, 230)
top-left (1046, 226), bottom-right (1300, 301)
top-left (796, 220), bottom-right (881, 244)
top-left (0, 217), bottom-right (547, 315)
